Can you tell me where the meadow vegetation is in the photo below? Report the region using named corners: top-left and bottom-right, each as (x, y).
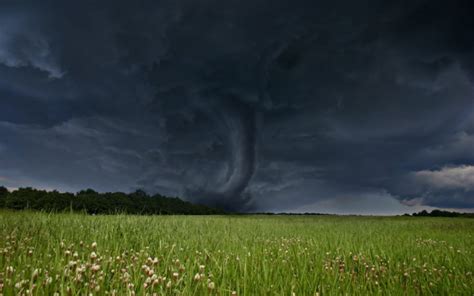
top-left (0, 210), bottom-right (473, 295)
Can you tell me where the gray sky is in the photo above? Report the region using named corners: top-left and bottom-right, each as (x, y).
top-left (0, 0), bottom-right (474, 213)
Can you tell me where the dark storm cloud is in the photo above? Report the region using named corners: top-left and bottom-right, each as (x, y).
top-left (0, 0), bottom-right (473, 212)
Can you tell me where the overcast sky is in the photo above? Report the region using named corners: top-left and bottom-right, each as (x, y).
top-left (0, 0), bottom-right (473, 213)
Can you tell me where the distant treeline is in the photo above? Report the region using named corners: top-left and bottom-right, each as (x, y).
top-left (0, 186), bottom-right (224, 215)
top-left (1, 186), bottom-right (473, 217)
top-left (409, 209), bottom-right (474, 218)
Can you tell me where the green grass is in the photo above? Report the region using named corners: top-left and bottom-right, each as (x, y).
top-left (0, 210), bottom-right (473, 295)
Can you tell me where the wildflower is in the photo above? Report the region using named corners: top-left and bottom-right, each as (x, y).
top-left (91, 242), bottom-right (97, 249)
top-left (91, 264), bottom-right (100, 272)
top-left (6, 266), bottom-right (14, 275)
top-left (73, 274), bottom-right (83, 283)
top-left (231, 291), bottom-right (237, 296)
top-left (208, 281), bottom-right (215, 291)
top-left (144, 257), bottom-right (151, 265)
top-left (172, 272), bottom-right (179, 281)
top-left (145, 277), bottom-right (152, 285)
top-left (76, 265), bottom-right (86, 274)
top-left (45, 277), bottom-right (53, 285)
top-left (194, 273), bottom-right (201, 281)
top-left (90, 252), bottom-right (97, 260)
top-left (199, 265), bottom-right (205, 273)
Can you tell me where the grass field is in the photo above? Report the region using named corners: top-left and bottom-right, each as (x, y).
top-left (0, 211), bottom-right (473, 295)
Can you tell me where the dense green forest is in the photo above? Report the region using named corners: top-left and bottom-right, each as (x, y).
top-left (0, 186), bottom-right (224, 215)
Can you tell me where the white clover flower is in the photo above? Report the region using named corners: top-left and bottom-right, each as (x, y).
top-left (208, 282), bottom-right (215, 290)
top-left (91, 264), bottom-right (101, 272)
top-left (194, 273), bottom-right (201, 281)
